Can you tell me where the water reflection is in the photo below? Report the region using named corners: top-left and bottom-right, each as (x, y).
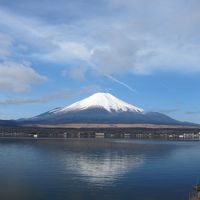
top-left (63, 152), bottom-right (143, 185)
top-left (1, 139), bottom-right (200, 200)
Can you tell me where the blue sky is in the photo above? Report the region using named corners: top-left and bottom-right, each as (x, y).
top-left (0, 0), bottom-right (200, 123)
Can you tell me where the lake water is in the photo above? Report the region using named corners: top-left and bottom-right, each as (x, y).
top-left (0, 138), bottom-right (200, 200)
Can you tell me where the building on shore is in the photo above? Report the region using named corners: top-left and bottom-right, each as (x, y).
top-left (95, 132), bottom-right (105, 138)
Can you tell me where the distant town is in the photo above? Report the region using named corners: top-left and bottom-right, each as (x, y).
top-left (1, 125), bottom-right (200, 140)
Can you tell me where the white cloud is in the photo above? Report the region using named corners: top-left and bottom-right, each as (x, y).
top-left (62, 66), bottom-right (88, 81)
top-left (0, 62), bottom-right (47, 92)
top-left (1, 0), bottom-right (200, 78)
top-left (0, 33), bottom-right (12, 59)
top-left (90, 34), bottom-right (150, 75)
top-left (41, 41), bottom-right (90, 62)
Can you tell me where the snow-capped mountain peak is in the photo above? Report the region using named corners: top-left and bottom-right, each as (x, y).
top-left (55, 92), bottom-right (143, 113)
top-left (27, 92), bottom-right (185, 126)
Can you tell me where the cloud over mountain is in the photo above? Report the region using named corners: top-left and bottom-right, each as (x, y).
top-left (1, 0), bottom-right (200, 78)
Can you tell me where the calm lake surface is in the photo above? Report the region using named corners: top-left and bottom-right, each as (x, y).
top-left (0, 138), bottom-right (200, 200)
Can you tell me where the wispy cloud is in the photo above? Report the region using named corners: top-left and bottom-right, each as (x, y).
top-left (0, 61), bottom-right (46, 93)
top-left (1, 0), bottom-right (200, 78)
top-left (106, 75), bottom-right (136, 93)
top-left (156, 108), bottom-right (180, 114)
top-left (185, 111), bottom-right (200, 115)
top-left (0, 85), bottom-right (100, 105)
top-left (0, 33), bottom-right (12, 59)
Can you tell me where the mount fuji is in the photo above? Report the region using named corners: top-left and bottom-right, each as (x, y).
top-left (49, 92), bottom-right (143, 113)
top-left (21, 92), bottom-right (189, 126)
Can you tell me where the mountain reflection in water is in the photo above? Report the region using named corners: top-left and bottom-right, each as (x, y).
top-left (63, 152), bottom-right (143, 185)
top-left (0, 138), bottom-right (200, 200)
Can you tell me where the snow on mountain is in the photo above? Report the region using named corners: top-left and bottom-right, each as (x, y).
top-left (22, 92), bottom-right (192, 126)
top-left (54, 92), bottom-right (143, 113)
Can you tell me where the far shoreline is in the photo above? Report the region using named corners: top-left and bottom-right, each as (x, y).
top-left (24, 123), bottom-right (200, 129)
top-left (1, 124), bottom-right (200, 140)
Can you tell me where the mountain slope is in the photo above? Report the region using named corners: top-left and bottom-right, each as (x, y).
top-left (51, 92), bottom-right (143, 113)
top-left (0, 120), bottom-right (18, 127)
top-left (21, 92), bottom-right (188, 126)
